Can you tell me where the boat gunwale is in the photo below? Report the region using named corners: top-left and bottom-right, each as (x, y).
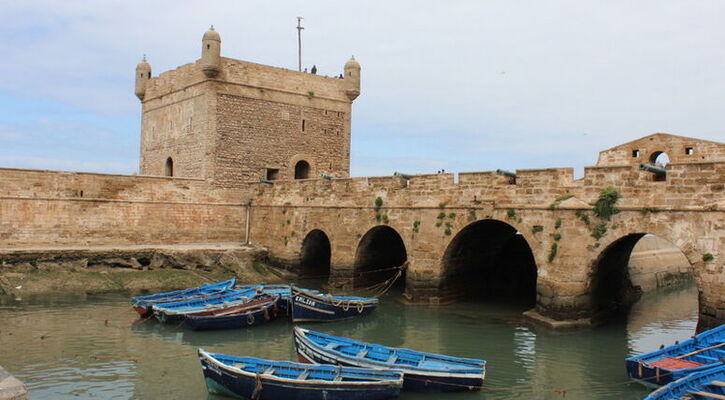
top-left (292, 286), bottom-right (378, 305)
top-left (294, 327), bottom-right (486, 376)
top-left (199, 349), bottom-right (404, 387)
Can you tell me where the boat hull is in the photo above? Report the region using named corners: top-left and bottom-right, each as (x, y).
top-left (644, 364), bottom-right (725, 400)
top-left (294, 328), bottom-right (485, 392)
top-left (625, 324), bottom-right (725, 387)
top-left (291, 287), bottom-right (377, 322)
top-left (199, 351), bottom-right (402, 400)
top-left (184, 299), bottom-right (278, 330)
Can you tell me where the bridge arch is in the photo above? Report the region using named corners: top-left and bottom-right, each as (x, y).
top-left (440, 219), bottom-right (538, 305)
top-left (299, 229), bottom-right (331, 279)
top-left (353, 225), bottom-right (407, 288)
top-left (587, 231), bottom-right (697, 325)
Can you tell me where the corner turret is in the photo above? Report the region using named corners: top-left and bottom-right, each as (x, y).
top-left (134, 55), bottom-right (151, 100)
top-left (344, 56), bottom-right (361, 101)
top-left (202, 25), bottom-right (221, 78)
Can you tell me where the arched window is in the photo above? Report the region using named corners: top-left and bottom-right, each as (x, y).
top-left (165, 157), bottom-right (174, 177)
top-left (294, 160), bottom-right (310, 179)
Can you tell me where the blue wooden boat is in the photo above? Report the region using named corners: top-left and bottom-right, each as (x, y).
top-left (183, 295), bottom-right (279, 330)
top-left (198, 349), bottom-right (404, 400)
top-left (644, 364), bottom-right (725, 400)
top-left (626, 325), bottom-right (725, 388)
top-left (293, 327), bottom-right (486, 392)
top-left (130, 278), bottom-right (236, 318)
top-left (153, 285), bottom-right (263, 323)
top-left (291, 286), bottom-right (378, 322)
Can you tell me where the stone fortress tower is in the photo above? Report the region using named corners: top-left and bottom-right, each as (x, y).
top-left (135, 26), bottom-right (360, 186)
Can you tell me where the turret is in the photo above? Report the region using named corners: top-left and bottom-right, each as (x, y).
top-left (134, 56), bottom-right (151, 100)
top-left (201, 26), bottom-right (221, 78)
top-left (344, 56), bottom-right (361, 101)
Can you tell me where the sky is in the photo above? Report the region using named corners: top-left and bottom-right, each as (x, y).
top-left (0, 1), bottom-right (723, 177)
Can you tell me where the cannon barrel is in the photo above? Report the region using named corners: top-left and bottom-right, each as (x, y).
top-left (258, 179), bottom-right (274, 185)
top-left (496, 169), bottom-right (517, 178)
top-left (639, 163), bottom-right (666, 175)
top-left (394, 172), bottom-right (412, 179)
top-left (320, 174), bottom-right (335, 180)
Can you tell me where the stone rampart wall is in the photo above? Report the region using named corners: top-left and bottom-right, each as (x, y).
top-left (0, 168), bottom-right (246, 248)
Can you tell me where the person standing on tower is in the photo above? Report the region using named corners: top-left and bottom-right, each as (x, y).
top-left (311, 65), bottom-right (317, 75)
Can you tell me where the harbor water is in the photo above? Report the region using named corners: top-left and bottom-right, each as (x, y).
top-left (0, 282), bottom-right (698, 400)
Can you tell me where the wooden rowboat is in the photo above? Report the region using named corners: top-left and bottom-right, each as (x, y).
top-left (198, 349), bottom-right (404, 400)
top-left (183, 295), bottom-right (279, 330)
top-left (626, 324), bottom-right (725, 388)
top-left (644, 364), bottom-right (725, 400)
top-left (130, 278), bottom-right (236, 318)
top-left (152, 285), bottom-right (263, 323)
top-left (293, 327), bottom-right (486, 392)
top-left (291, 286), bottom-right (378, 322)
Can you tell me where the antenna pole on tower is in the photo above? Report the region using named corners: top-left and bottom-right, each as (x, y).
top-left (296, 17), bottom-right (304, 72)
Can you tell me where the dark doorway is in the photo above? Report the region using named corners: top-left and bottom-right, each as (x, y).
top-left (294, 160), bottom-right (310, 179)
top-left (354, 226), bottom-right (407, 288)
top-left (299, 230), bottom-right (331, 279)
top-left (440, 219), bottom-right (537, 306)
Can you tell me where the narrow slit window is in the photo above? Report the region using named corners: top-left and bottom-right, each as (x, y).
top-left (302, 119), bottom-right (306, 132)
top-left (632, 149), bottom-right (640, 158)
top-left (685, 147), bottom-right (694, 155)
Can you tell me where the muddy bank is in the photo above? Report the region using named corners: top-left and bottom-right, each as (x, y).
top-left (0, 245), bottom-right (294, 296)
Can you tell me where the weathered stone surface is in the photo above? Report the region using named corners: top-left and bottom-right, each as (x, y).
top-left (0, 365), bottom-right (28, 400)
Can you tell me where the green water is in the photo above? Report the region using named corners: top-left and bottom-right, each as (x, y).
top-left (0, 283), bottom-right (698, 400)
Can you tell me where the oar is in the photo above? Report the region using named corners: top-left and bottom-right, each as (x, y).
top-left (676, 342), bottom-right (725, 359)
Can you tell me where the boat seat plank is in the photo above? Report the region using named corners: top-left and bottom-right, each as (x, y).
top-left (387, 354), bottom-right (398, 364)
top-left (324, 342), bottom-right (340, 350)
top-left (686, 390), bottom-right (725, 399)
top-left (333, 374), bottom-right (343, 382)
top-left (356, 349), bottom-right (368, 358)
top-left (263, 367), bottom-right (275, 375)
top-left (297, 370), bottom-right (310, 380)
top-left (711, 381), bottom-right (725, 387)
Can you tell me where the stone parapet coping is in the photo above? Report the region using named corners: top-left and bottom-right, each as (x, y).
top-left (0, 365), bottom-right (28, 400)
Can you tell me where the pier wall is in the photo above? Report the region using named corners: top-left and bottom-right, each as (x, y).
top-left (247, 160), bottom-right (723, 329)
top-left (0, 168), bottom-right (247, 248)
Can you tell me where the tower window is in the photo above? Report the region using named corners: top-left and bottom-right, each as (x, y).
top-left (302, 119), bottom-right (306, 132)
top-left (632, 149), bottom-right (639, 158)
top-left (165, 157), bottom-right (174, 177)
top-left (147, 72), bottom-right (151, 78)
top-left (685, 147), bottom-right (694, 155)
top-left (207, 44), bottom-right (210, 49)
top-left (266, 168), bottom-right (279, 180)
top-left (294, 160), bottom-right (310, 179)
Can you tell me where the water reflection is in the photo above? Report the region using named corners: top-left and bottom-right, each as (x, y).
top-left (0, 282), bottom-right (698, 400)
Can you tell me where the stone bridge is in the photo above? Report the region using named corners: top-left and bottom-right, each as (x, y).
top-left (248, 134), bottom-right (724, 329)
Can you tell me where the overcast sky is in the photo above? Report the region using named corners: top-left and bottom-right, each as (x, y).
top-left (1, 1), bottom-right (723, 177)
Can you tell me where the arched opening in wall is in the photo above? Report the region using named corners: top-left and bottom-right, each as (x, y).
top-left (294, 160), bottom-right (310, 179)
top-left (649, 151), bottom-right (670, 167)
top-left (590, 233), bottom-right (696, 328)
top-left (299, 229), bottom-right (331, 280)
top-left (440, 219), bottom-right (537, 307)
top-left (353, 226), bottom-right (407, 289)
top-left (164, 157), bottom-right (174, 177)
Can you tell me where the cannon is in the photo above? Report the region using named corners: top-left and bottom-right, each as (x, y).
top-left (258, 179), bottom-right (274, 185)
top-left (394, 172), bottom-right (412, 179)
top-left (639, 163), bottom-right (666, 175)
top-left (496, 169), bottom-right (517, 178)
top-left (320, 174), bottom-right (335, 180)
